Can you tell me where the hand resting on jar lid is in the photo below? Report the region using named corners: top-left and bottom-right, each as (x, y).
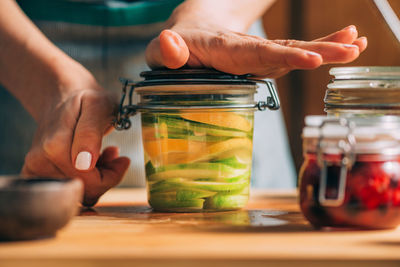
top-left (146, 1), bottom-right (367, 78)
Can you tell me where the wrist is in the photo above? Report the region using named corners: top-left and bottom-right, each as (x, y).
top-left (52, 56), bottom-right (102, 97)
top-left (166, 1), bottom-right (248, 33)
top-left (166, 0), bottom-right (275, 33)
top-left (42, 58), bottom-right (102, 119)
top-left (18, 53), bottom-right (101, 122)
top-left (0, 0), bottom-right (101, 122)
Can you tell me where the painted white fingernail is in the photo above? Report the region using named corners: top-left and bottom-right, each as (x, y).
top-left (343, 44), bottom-right (358, 48)
top-left (75, 151), bottom-right (92, 170)
top-left (306, 51), bottom-right (321, 57)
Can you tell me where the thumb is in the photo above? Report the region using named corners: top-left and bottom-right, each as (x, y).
top-left (71, 92), bottom-right (114, 171)
top-left (146, 29), bottom-right (189, 69)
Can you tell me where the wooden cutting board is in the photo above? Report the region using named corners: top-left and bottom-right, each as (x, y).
top-left (0, 188), bottom-right (399, 267)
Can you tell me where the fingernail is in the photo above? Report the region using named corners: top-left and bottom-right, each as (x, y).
top-left (306, 51), bottom-right (321, 57)
top-left (343, 44), bottom-right (358, 49)
top-left (75, 151), bottom-right (92, 170)
top-left (344, 25), bottom-right (356, 33)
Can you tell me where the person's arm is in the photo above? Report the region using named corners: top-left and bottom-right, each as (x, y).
top-left (167, 0), bottom-right (274, 33)
top-left (0, 0), bottom-right (130, 206)
top-left (146, 0), bottom-right (367, 77)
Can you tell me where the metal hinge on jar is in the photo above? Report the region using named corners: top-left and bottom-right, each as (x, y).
top-left (317, 118), bottom-right (356, 207)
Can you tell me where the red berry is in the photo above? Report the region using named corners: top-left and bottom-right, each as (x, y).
top-left (393, 189), bottom-right (400, 206)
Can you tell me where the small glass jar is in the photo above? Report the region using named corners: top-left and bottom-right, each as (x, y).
top-left (114, 69), bottom-right (280, 212)
top-left (299, 116), bottom-right (400, 229)
top-left (325, 66), bottom-right (400, 117)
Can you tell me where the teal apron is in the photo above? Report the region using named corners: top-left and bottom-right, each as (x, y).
top-left (0, 0), bottom-right (295, 188)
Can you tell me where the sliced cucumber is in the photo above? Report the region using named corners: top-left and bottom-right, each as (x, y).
top-left (211, 156), bottom-right (250, 169)
top-left (157, 116), bottom-right (249, 137)
top-left (204, 194), bottom-right (248, 210)
top-left (217, 185), bottom-right (250, 196)
top-left (166, 133), bottom-right (231, 142)
top-left (145, 161), bottom-right (156, 176)
top-left (149, 168), bottom-right (245, 181)
top-left (176, 188), bottom-right (216, 201)
top-left (212, 148), bottom-right (252, 163)
top-left (148, 162), bottom-right (249, 181)
top-left (194, 171), bottom-right (250, 183)
top-left (149, 195), bottom-right (205, 210)
top-left (149, 178), bottom-right (180, 193)
top-left (166, 179), bottom-right (248, 192)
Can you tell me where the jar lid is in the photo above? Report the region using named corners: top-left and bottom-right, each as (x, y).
top-left (329, 66), bottom-right (400, 80)
top-left (139, 69), bottom-right (252, 82)
top-left (114, 69), bottom-right (280, 130)
top-left (302, 115), bottom-right (400, 155)
top-left (325, 66), bottom-right (400, 111)
top-left (134, 69), bottom-right (260, 94)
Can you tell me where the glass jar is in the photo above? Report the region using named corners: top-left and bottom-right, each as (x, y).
top-left (324, 66), bottom-right (400, 116)
top-left (114, 69), bottom-right (280, 212)
top-left (299, 116), bottom-right (400, 229)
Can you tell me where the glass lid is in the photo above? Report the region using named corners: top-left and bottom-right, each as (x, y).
top-left (120, 68), bottom-right (279, 110)
top-left (325, 66), bottom-right (400, 110)
top-left (113, 69), bottom-right (280, 130)
top-left (329, 66), bottom-right (400, 80)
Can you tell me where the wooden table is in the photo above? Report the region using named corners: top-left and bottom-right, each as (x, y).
top-left (1, 188), bottom-right (400, 267)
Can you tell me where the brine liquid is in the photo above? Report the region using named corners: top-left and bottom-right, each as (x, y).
top-left (141, 110), bottom-right (254, 212)
top-left (299, 154), bottom-right (400, 229)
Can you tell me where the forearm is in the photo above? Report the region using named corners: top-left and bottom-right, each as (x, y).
top-left (0, 0), bottom-right (98, 121)
top-left (168, 0), bottom-right (275, 32)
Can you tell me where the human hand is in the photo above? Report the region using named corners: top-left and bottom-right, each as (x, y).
top-left (146, 24), bottom-right (367, 78)
top-left (21, 71), bottom-right (130, 207)
top-left (0, 0), bottom-right (130, 206)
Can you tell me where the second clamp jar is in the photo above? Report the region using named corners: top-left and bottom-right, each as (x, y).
top-left (299, 116), bottom-right (400, 229)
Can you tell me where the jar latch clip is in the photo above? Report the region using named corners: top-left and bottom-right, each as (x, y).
top-left (317, 118), bottom-right (356, 207)
top-left (113, 78), bottom-right (137, 131)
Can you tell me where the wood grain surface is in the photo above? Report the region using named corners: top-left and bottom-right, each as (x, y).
top-left (0, 188), bottom-right (399, 267)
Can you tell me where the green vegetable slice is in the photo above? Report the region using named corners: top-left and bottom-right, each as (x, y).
top-left (153, 178), bottom-right (248, 192)
top-left (204, 194), bottom-right (249, 210)
top-left (176, 188), bottom-right (216, 201)
top-left (149, 195), bottom-right (205, 210)
top-left (148, 162), bottom-right (250, 181)
top-left (143, 115), bottom-right (249, 137)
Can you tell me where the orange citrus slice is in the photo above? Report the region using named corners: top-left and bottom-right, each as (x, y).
top-left (143, 139), bottom-right (206, 162)
top-left (181, 112), bottom-right (252, 132)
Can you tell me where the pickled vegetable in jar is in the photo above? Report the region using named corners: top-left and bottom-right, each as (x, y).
top-left (325, 66), bottom-right (400, 117)
top-left (299, 116), bottom-right (400, 229)
top-left (114, 69), bottom-right (280, 212)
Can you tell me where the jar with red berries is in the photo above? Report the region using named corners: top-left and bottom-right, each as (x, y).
top-left (299, 115), bottom-right (400, 229)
